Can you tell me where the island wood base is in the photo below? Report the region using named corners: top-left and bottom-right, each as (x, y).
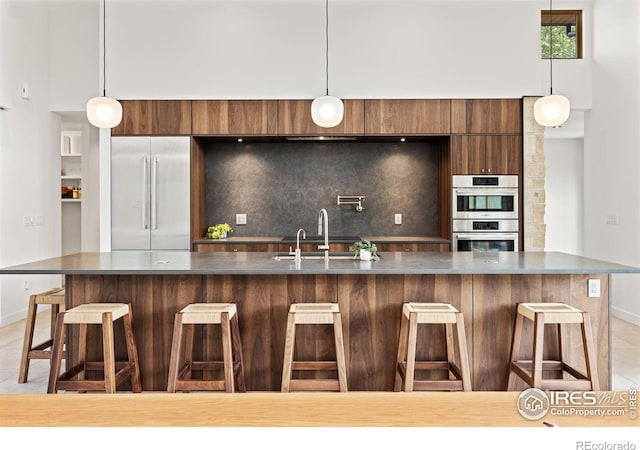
top-left (64, 273), bottom-right (609, 392)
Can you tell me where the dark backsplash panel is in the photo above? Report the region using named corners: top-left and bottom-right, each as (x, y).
top-left (204, 141), bottom-right (440, 237)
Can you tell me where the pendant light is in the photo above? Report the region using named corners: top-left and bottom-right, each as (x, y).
top-left (86, 0), bottom-right (122, 128)
top-left (534, 0), bottom-right (570, 128)
top-left (311, 0), bottom-right (344, 128)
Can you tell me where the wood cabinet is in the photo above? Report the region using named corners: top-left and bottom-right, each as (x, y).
top-left (191, 100), bottom-right (278, 135)
top-left (451, 99), bottom-right (522, 134)
top-left (375, 242), bottom-right (450, 252)
top-left (194, 243), bottom-right (279, 252)
top-left (451, 135), bottom-right (521, 175)
top-left (278, 99), bottom-right (365, 135)
top-left (364, 99), bottom-right (451, 135)
top-left (111, 100), bottom-right (191, 136)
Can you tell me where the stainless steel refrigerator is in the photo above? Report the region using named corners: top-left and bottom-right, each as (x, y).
top-left (111, 136), bottom-right (190, 250)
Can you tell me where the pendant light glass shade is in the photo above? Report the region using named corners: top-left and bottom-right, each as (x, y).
top-left (311, 95), bottom-right (344, 128)
top-left (86, 96), bottom-right (122, 128)
top-left (87, 0), bottom-right (122, 128)
top-left (311, 0), bottom-right (343, 128)
top-left (534, 94), bottom-right (570, 127)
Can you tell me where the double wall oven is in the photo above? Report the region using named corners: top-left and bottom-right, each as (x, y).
top-left (452, 175), bottom-right (519, 252)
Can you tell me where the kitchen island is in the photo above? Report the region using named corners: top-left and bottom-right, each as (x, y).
top-left (1, 251), bottom-right (637, 392)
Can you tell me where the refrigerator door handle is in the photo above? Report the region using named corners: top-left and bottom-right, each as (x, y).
top-left (151, 156), bottom-right (158, 230)
top-left (142, 156), bottom-right (149, 230)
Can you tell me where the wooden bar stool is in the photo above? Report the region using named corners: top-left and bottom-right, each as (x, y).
top-left (19, 287), bottom-right (65, 383)
top-left (48, 303), bottom-right (142, 394)
top-left (281, 303), bottom-right (348, 392)
top-left (167, 303), bottom-right (246, 393)
top-left (507, 302), bottom-right (599, 391)
top-left (394, 302), bottom-right (471, 392)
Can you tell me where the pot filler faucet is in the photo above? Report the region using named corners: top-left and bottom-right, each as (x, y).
top-left (318, 208), bottom-right (330, 262)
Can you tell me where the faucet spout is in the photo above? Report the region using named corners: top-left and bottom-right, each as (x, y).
top-left (317, 208), bottom-right (329, 261)
top-left (294, 228), bottom-right (306, 262)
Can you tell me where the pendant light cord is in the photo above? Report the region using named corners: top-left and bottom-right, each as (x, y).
top-left (325, 0), bottom-right (329, 96)
top-left (549, 0), bottom-right (553, 95)
top-left (102, 0), bottom-right (107, 97)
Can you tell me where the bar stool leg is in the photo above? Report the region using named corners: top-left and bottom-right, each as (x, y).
top-left (221, 311), bottom-right (235, 393)
top-left (394, 311), bottom-right (410, 391)
top-left (507, 310), bottom-right (524, 391)
top-left (332, 312), bottom-right (348, 392)
top-left (531, 312), bottom-right (546, 389)
top-left (404, 312), bottom-right (418, 392)
top-left (455, 312), bottom-right (472, 392)
top-left (445, 322), bottom-right (456, 382)
top-left (581, 312), bottom-right (600, 391)
top-left (18, 296), bottom-right (38, 383)
top-left (281, 311), bottom-right (296, 392)
top-left (102, 312), bottom-right (116, 394)
top-left (47, 313), bottom-right (66, 394)
top-left (167, 313), bottom-right (184, 393)
top-left (231, 313), bottom-right (246, 392)
top-left (123, 306), bottom-right (142, 393)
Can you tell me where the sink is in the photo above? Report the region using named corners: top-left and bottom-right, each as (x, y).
top-left (272, 252), bottom-right (358, 261)
top-left (280, 235), bottom-right (361, 243)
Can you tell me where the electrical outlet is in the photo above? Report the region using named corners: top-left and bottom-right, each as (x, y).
top-left (236, 213), bottom-right (247, 225)
top-left (588, 279), bottom-right (601, 298)
top-left (606, 214), bottom-right (619, 225)
top-left (395, 213), bottom-right (402, 225)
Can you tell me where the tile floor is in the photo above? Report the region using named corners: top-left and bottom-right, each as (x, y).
top-left (0, 311), bottom-right (638, 393)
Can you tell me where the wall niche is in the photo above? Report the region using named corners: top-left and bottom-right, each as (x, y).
top-left (204, 140), bottom-right (442, 237)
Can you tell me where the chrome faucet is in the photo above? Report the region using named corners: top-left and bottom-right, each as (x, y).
top-left (318, 208), bottom-right (329, 261)
top-left (294, 228), bottom-right (306, 262)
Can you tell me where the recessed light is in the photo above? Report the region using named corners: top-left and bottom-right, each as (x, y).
top-left (400, 138), bottom-right (406, 142)
top-left (237, 138), bottom-right (243, 143)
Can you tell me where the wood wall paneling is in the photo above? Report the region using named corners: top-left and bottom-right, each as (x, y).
top-left (111, 100), bottom-right (191, 136)
top-left (190, 137), bottom-right (206, 246)
top-left (277, 99), bottom-right (365, 135)
top-left (191, 100), bottom-right (278, 135)
top-left (152, 100), bottom-right (192, 135)
top-left (111, 100), bottom-right (153, 136)
top-left (194, 243), bottom-right (280, 252)
top-left (364, 99), bottom-right (451, 135)
top-left (451, 99), bottom-right (522, 134)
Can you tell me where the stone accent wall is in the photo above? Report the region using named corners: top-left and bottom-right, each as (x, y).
top-left (522, 97), bottom-right (546, 251)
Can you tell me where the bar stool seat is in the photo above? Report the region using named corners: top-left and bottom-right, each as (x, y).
top-left (394, 302), bottom-right (471, 392)
top-left (167, 303), bottom-right (246, 393)
top-left (48, 303), bottom-right (142, 394)
top-left (281, 303), bottom-right (348, 392)
top-left (19, 288), bottom-right (65, 383)
top-left (507, 302), bottom-right (599, 391)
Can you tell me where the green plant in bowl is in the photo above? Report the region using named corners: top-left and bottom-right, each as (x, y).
top-left (207, 223), bottom-right (233, 239)
top-left (349, 240), bottom-right (379, 261)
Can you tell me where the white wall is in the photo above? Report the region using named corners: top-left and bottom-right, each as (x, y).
top-left (584, 0), bottom-right (640, 324)
top-left (0, 1), bottom-right (63, 325)
top-left (544, 138), bottom-right (583, 255)
top-left (105, 0), bottom-right (591, 103)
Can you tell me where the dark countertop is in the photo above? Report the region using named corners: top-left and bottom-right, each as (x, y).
top-left (192, 236), bottom-right (450, 244)
top-left (1, 251), bottom-right (638, 276)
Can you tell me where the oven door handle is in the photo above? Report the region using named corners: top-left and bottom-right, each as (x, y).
top-left (453, 233), bottom-right (518, 240)
top-left (454, 188), bottom-right (518, 196)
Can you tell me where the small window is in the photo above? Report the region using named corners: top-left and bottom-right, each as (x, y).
top-left (541, 10), bottom-right (582, 59)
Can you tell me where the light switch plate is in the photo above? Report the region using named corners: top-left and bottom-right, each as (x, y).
top-left (236, 213), bottom-right (247, 225)
top-left (588, 279), bottom-right (600, 298)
